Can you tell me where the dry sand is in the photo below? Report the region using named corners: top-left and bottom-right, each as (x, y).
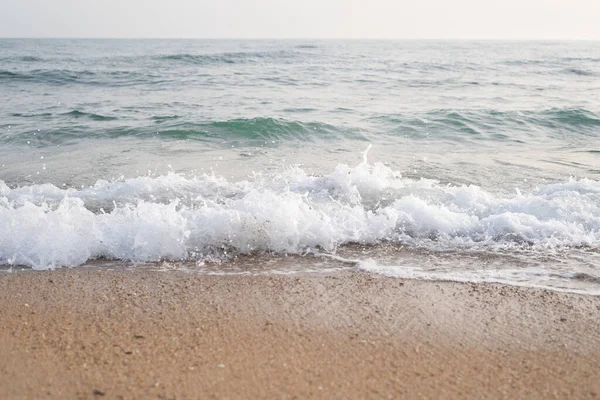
top-left (0, 268), bottom-right (599, 399)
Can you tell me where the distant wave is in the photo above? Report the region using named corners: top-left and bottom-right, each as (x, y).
top-left (17, 56), bottom-right (44, 62)
top-left (62, 110), bottom-right (118, 121)
top-left (10, 112), bottom-right (53, 118)
top-left (560, 57), bottom-right (600, 63)
top-left (0, 69), bottom-right (158, 86)
top-left (561, 68), bottom-right (597, 76)
top-left (156, 50), bottom-right (296, 65)
top-left (0, 69), bottom-right (95, 84)
top-left (151, 115), bottom-right (182, 123)
top-left (9, 111), bottom-right (116, 122)
top-left (0, 70), bottom-right (22, 79)
top-left (499, 59), bottom-right (599, 77)
top-left (0, 55), bottom-right (45, 63)
top-left (158, 54), bottom-right (235, 64)
top-left (500, 59), bottom-right (548, 66)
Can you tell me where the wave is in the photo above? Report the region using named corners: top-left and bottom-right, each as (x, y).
top-left (151, 115), bottom-right (181, 122)
top-left (541, 108), bottom-right (600, 127)
top-left (562, 68), bottom-right (597, 76)
top-left (156, 51), bottom-right (296, 65)
top-left (156, 118), bottom-right (344, 142)
top-left (0, 69), bottom-right (95, 84)
top-left (0, 69), bottom-right (158, 86)
top-left (5, 108), bottom-right (598, 147)
top-left (158, 109), bottom-right (599, 145)
top-left (158, 54), bottom-right (236, 64)
top-left (0, 70), bottom-right (22, 79)
top-left (0, 55), bottom-right (45, 63)
top-left (0, 117), bottom-right (351, 146)
top-left (4, 108), bottom-right (598, 148)
top-left (61, 110), bottom-right (118, 121)
top-left (560, 57), bottom-right (600, 63)
top-left (368, 108), bottom-right (600, 138)
top-left (17, 56), bottom-right (44, 62)
top-left (499, 59), bottom-right (599, 76)
top-left (10, 112), bottom-right (53, 118)
top-left (1, 151), bottom-right (599, 269)
top-left (499, 59), bottom-right (548, 67)
top-left (201, 117), bottom-right (338, 139)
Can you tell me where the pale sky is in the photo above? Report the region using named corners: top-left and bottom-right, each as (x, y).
top-left (1, 0), bottom-right (599, 39)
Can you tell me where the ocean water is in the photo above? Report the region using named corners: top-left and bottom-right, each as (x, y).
top-left (1, 39), bottom-right (599, 294)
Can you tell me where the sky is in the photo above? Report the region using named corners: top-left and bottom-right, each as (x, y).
top-left (1, 0), bottom-right (600, 39)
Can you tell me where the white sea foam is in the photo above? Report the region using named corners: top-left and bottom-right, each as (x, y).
top-left (1, 157), bottom-right (599, 270)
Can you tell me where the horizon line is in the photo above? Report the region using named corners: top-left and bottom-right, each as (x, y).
top-left (1, 37), bottom-right (600, 41)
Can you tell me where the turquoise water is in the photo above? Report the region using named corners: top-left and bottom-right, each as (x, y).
top-left (1, 40), bottom-right (599, 294)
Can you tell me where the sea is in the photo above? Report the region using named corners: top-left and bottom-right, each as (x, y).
top-left (1, 39), bottom-right (599, 294)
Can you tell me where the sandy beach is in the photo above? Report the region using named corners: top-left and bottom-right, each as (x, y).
top-left (0, 268), bottom-right (599, 399)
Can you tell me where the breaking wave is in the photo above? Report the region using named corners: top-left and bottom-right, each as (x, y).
top-left (1, 148), bottom-right (599, 269)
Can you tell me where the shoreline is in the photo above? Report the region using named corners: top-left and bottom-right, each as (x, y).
top-left (1, 269), bottom-right (599, 399)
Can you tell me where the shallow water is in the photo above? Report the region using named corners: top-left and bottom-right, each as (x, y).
top-left (1, 39), bottom-right (599, 294)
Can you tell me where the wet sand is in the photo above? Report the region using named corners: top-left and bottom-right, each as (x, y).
top-left (1, 269), bottom-right (599, 399)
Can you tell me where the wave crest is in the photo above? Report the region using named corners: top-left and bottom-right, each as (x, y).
top-left (1, 156), bottom-right (599, 269)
